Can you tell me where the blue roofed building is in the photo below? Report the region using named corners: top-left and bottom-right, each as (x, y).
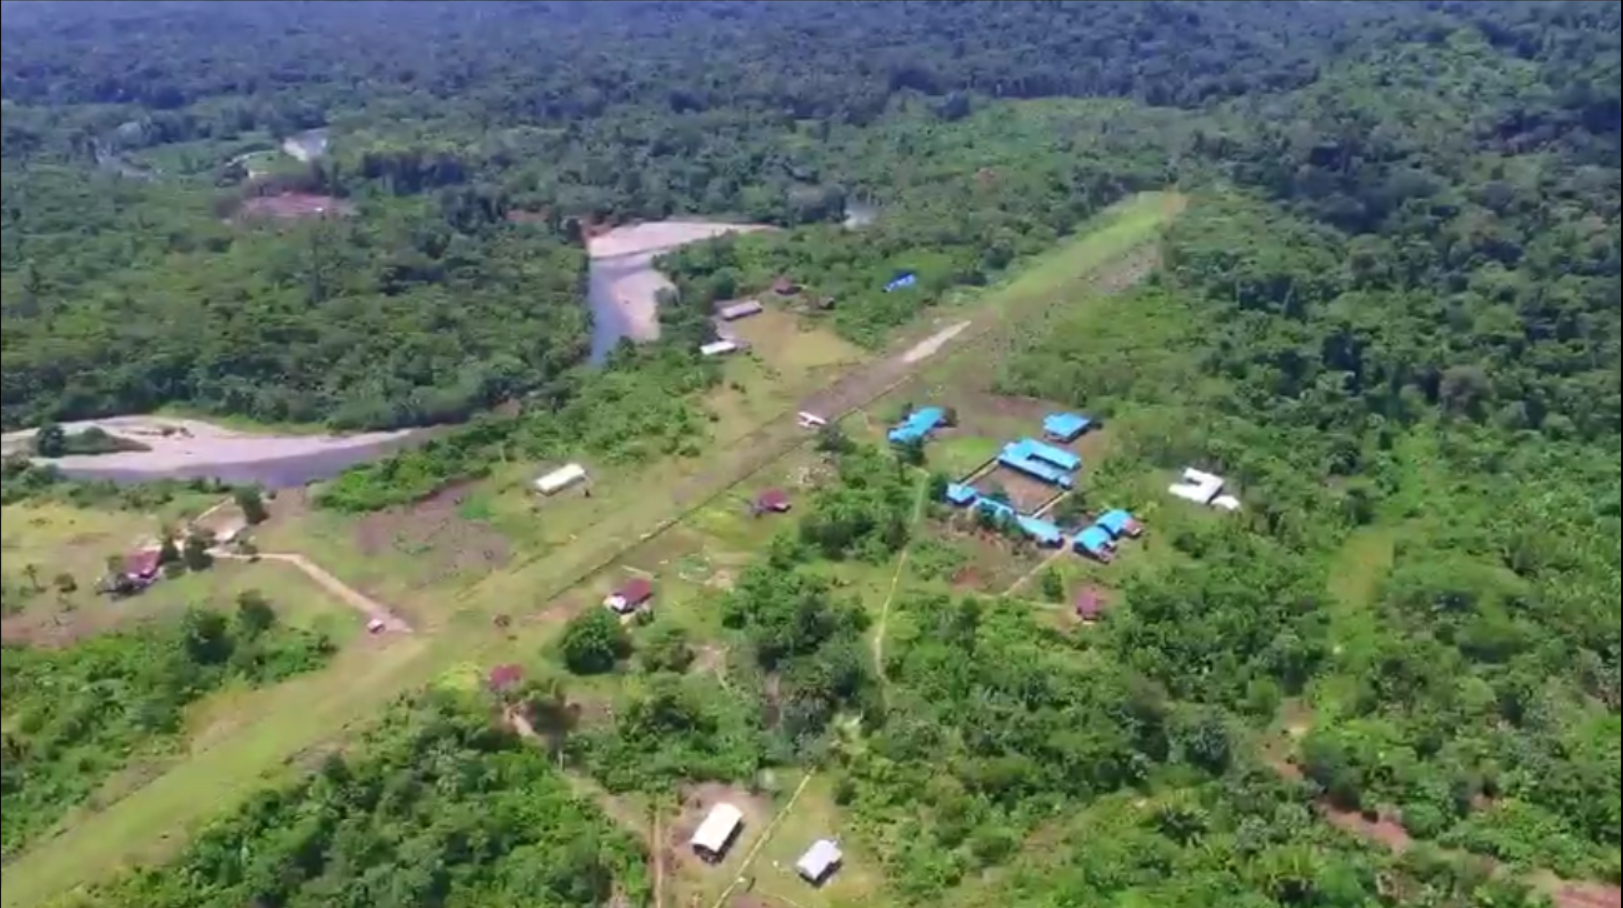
top-left (1016, 514), bottom-right (1065, 547)
top-left (1019, 438), bottom-right (1082, 473)
top-left (1075, 526), bottom-right (1116, 561)
top-left (888, 406), bottom-right (946, 444)
top-left (944, 483), bottom-right (979, 506)
top-left (975, 497), bottom-right (1017, 523)
top-left (996, 444), bottom-right (1074, 488)
top-left (1042, 412), bottom-right (1093, 442)
top-left (883, 273), bottom-right (918, 293)
top-left (1095, 509), bottom-right (1143, 539)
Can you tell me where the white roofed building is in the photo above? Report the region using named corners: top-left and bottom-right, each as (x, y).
top-left (690, 803), bottom-right (744, 862)
top-left (535, 463), bottom-right (588, 495)
top-left (795, 839), bottom-right (843, 885)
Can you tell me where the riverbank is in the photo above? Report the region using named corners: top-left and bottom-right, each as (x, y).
top-left (586, 220), bottom-right (773, 359)
top-left (2, 417), bottom-right (419, 488)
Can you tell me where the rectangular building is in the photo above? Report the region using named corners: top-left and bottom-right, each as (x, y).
top-left (690, 803), bottom-right (744, 862)
top-left (717, 300), bottom-right (764, 321)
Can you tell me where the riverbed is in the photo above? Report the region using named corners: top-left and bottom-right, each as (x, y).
top-left (585, 220), bottom-right (773, 361)
top-left (2, 417), bottom-right (420, 489)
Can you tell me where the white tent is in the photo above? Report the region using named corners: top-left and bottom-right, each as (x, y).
top-left (690, 803), bottom-right (744, 861)
top-left (535, 463), bottom-right (587, 495)
top-left (795, 839), bottom-right (843, 885)
top-left (700, 339), bottom-right (740, 357)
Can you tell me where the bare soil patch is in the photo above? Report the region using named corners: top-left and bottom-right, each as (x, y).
top-left (974, 465), bottom-right (1064, 514)
top-left (236, 192), bottom-right (356, 221)
top-left (670, 782), bottom-right (773, 875)
top-left (352, 483), bottom-right (512, 585)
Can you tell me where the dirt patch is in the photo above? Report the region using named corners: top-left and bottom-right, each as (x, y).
top-left (671, 782), bottom-right (774, 873)
top-left (974, 465), bottom-right (1064, 514)
top-left (902, 321), bottom-right (971, 364)
top-left (951, 566), bottom-right (983, 589)
top-left (352, 483), bottom-right (512, 584)
top-left (1320, 804), bottom-right (1413, 851)
top-left (236, 192), bottom-right (356, 221)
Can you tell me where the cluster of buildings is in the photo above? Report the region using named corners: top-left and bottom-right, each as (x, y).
top-left (934, 410), bottom-right (1146, 565)
top-left (690, 802), bottom-right (844, 887)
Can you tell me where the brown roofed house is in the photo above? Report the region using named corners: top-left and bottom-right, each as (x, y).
top-left (772, 275), bottom-right (800, 296)
top-left (604, 577), bottom-right (655, 614)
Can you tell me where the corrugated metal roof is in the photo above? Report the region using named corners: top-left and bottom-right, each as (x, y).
top-left (1043, 412), bottom-right (1092, 440)
top-left (691, 803), bottom-right (744, 855)
top-left (796, 839), bottom-right (843, 882)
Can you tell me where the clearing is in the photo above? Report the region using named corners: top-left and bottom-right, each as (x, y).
top-left (2, 192), bottom-right (1184, 908)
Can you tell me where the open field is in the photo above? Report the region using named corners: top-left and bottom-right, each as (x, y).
top-left (2, 192), bottom-right (1183, 908)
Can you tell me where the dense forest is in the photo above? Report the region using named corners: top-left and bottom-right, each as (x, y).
top-left (3, 1), bottom-right (1619, 907)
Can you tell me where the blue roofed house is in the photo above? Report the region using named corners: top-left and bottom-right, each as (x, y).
top-left (1075, 526), bottom-right (1116, 562)
top-left (944, 483), bottom-right (979, 506)
top-left (975, 497), bottom-right (1017, 524)
top-left (1042, 412), bottom-right (1093, 442)
top-left (1095, 509), bottom-right (1143, 539)
top-left (888, 406), bottom-right (946, 444)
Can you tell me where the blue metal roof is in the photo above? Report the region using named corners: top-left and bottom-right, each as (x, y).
top-left (975, 497), bottom-right (1016, 522)
top-left (883, 273), bottom-right (918, 293)
top-left (1097, 509), bottom-right (1135, 535)
top-left (997, 446), bottom-right (1074, 488)
top-left (1043, 412), bottom-right (1092, 440)
top-left (1076, 526), bottom-right (1114, 554)
top-left (945, 483), bottom-right (978, 505)
top-left (1016, 514), bottom-right (1064, 545)
top-left (888, 406), bottom-right (946, 444)
top-left (1019, 438), bottom-right (1082, 472)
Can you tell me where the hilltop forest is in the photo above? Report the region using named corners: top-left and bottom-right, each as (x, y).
top-left (2, 2), bottom-right (1619, 908)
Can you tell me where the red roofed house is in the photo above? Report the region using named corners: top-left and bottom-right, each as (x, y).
top-left (604, 577), bottom-right (654, 615)
top-left (488, 664), bottom-right (524, 692)
top-left (752, 489), bottom-right (791, 516)
top-left (1075, 588), bottom-right (1106, 623)
top-left (125, 550), bottom-right (161, 585)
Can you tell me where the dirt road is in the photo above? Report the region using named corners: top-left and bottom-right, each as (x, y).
top-left (213, 550), bottom-right (411, 632)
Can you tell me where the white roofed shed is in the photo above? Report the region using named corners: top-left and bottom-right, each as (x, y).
top-left (535, 462), bottom-right (588, 495)
top-left (795, 838), bottom-right (843, 885)
top-left (690, 803), bottom-right (744, 861)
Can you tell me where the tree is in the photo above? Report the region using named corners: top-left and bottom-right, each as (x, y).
top-left (1038, 569), bottom-right (1064, 602)
top-left (560, 608), bottom-right (631, 675)
top-left (157, 534), bottom-right (181, 566)
top-left (640, 623), bottom-right (695, 674)
top-left (52, 572), bottom-right (76, 594)
top-left (181, 607), bottom-right (233, 665)
top-left (22, 563), bottom-right (41, 592)
top-left (927, 471), bottom-right (950, 503)
top-left (894, 436), bottom-right (925, 466)
top-left (816, 423), bottom-right (854, 455)
top-left (235, 590), bottom-right (277, 636)
top-left (33, 423), bottom-right (65, 458)
top-left (181, 533), bottom-right (213, 571)
top-left (234, 486), bottom-right (270, 525)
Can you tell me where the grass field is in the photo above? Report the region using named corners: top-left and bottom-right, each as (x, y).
top-left (2, 191), bottom-right (1183, 908)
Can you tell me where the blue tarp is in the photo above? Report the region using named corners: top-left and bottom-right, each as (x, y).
top-left (1076, 526), bottom-right (1114, 555)
top-left (945, 483), bottom-right (979, 506)
top-left (1042, 412), bottom-right (1092, 441)
top-left (888, 406), bottom-right (946, 444)
top-left (883, 273), bottom-right (918, 293)
top-left (1016, 514), bottom-right (1064, 546)
top-left (1018, 438), bottom-right (1082, 472)
top-left (1096, 509), bottom-right (1137, 537)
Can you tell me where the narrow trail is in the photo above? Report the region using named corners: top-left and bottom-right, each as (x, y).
top-left (999, 547), bottom-right (1068, 598)
top-left (651, 813), bottom-right (666, 908)
top-left (872, 478), bottom-right (931, 694)
top-left (212, 550), bottom-right (411, 632)
top-left (706, 772), bottom-right (817, 908)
